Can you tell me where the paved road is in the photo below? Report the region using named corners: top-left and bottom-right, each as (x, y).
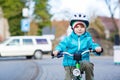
top-left (35, 55), bottom-right (120, 80)
top-left (92, 56), bottom-right (120, 80)
top-left (0, 56), bottom-right (120, 80)
top-left (0, 57), bottom-right (39, 80)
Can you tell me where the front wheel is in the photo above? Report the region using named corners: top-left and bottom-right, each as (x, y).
top-left (73, 76), bottom-right (83, 80)
top-left (34, 50), bottom-right (43, 59)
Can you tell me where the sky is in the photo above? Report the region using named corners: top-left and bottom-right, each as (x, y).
top-left (48, 0), bottom-right (119, 20)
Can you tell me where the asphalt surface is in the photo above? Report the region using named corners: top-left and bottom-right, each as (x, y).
top-left (0, 57), bottom-right (40, 80)
top-left (36, 55), bottom-right (120, 80)
top-left (0, 56), bottom-right (120, 80)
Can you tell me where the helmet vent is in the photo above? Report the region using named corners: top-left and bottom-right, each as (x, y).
top-left (83, 15), bottom-right (86, 17)
top-left (74, 15), bottom-right (77, 17)
top-left (79, 14), bottom-right (81, 17)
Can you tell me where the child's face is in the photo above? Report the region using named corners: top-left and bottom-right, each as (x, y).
top-left (74, 24), bottom-right (86, 36)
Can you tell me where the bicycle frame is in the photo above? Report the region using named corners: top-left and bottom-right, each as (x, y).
top-left (72, 61), bottom-right (82, 80)
top-left (72, 51), bottom-right (90, 80)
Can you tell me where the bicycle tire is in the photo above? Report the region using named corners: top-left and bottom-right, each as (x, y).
top-left (73, 76), bottom-right (83, 80)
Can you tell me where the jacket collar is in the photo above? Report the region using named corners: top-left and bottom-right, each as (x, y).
top-left (70, 31), bottom-right (91, 39)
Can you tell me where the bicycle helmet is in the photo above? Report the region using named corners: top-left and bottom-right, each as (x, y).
top-left (70, 13), bottom-right (89, 29)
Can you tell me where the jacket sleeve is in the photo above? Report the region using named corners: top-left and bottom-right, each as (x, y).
top-left (55, 37), bottom-right (69, 51)
top-left (88, 37), bottom-right (101, 55)
top-left (89, 37), bottom-right (100, 50)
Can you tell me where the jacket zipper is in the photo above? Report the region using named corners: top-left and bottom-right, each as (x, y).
top-left (78, 37), bottom-right (80, 51)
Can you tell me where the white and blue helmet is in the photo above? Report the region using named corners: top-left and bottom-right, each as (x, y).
top-left (70, 13), bottom-right (89, 28)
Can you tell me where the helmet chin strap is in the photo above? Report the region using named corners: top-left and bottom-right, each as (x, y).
top-left (71, 27), bottom-right (75, 33)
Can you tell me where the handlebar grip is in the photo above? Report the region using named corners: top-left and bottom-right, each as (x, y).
top-left (90, 48), bottom-right (103, 55)
top-left (89, 48), bottom-right (97, 52)
top-left (57, 51), bottom-right (63, 58)
top-left (51, 51), bottom-right (63, 58)
top-left (96, 48), bottom-right (103, 55)
top-left (92, 50), bottom-right (96, 52)
top-left (51, 51), bottom-right (55, 58)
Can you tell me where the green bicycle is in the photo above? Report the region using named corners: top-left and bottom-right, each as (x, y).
top-left (51, 49), bottom-right (96, 80)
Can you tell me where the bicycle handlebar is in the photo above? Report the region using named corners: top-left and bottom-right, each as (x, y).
top-left (51, 49), bottom-right (96, 59)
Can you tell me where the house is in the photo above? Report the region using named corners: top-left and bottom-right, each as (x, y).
top-left (51, 20), bottom-right (69, 38)
top-left (98, 16), bottom-right (120, 32)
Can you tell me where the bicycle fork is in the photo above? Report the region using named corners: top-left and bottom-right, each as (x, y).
top-left (72, 61), bottom-right (83, 80)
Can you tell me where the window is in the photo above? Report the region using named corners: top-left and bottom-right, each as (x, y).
top-left (7, 39), bottom-right (20, 46)
top-left (23, 39), bottom-right (33, 45)
top-left (36, 39), bottom-right (48, 44)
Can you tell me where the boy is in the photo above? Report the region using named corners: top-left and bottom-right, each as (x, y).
top-left (53, 13), bottom-right (103, 80)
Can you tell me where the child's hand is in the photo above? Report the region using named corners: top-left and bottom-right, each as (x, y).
top-left (95, 47), bottom-right (102, 53)
top-left (53, 50), bottom-right (59, 56)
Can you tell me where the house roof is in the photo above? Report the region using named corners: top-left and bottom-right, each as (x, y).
top-left (98, 16), bottom-right (120, 32)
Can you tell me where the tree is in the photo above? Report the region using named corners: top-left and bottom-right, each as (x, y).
top-left (89, 17), bottom-right (105, 39)
top-left (0, 0), bottom-right (51, 36)
top-left (104, 0), bottom-right (120, 35)
top-left (34, 0), bottom-right (51, 35)
top-left (0, 0), bottom-right (25, 36)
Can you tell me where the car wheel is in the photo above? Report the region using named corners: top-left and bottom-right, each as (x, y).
top-left (34, 50), bottom-right (43, 59)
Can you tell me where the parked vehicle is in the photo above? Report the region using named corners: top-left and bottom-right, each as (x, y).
top-left (0, 36), bottom-right (52, 59)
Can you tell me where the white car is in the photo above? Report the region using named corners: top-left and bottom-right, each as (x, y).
top-left (0, 36), bottom-right (52, 59)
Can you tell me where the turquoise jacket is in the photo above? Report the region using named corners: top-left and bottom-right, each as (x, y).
top-left (55, 31), bottom-right (100, 66)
